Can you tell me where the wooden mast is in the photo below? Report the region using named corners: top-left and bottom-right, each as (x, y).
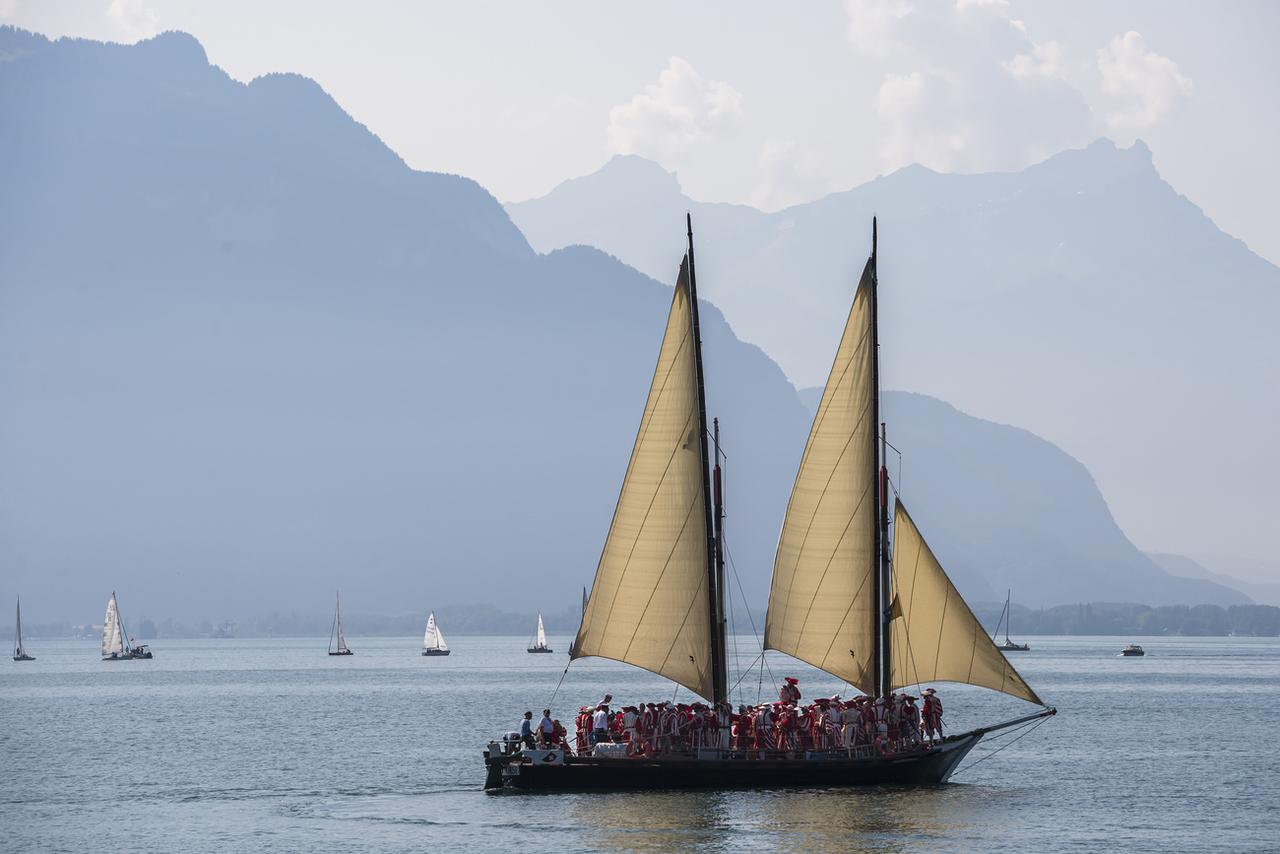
top-left (686, 214), bottom-right (728, 705)
top-left (869, 217), bottom-right (891, 698)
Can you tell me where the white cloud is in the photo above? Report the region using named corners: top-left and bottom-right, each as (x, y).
top-left (1097, 31), bottom-right (1192, 137)
top-left (106, 0), bottom-right (158, 40)
top-left (845, 0), bottom-right (912, 58)
top-left (606, 57), bottom-right (744, 164)
top-left (854, 2), bottom-right (1090, 172)
top-left (845, 1), bottom-right (1190, 173)
top-left (750, 139), bottom-right (832, 211)
top-left (1004, 40), bottom-right (1068, 83)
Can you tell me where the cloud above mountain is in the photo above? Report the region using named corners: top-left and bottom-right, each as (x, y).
top-left (606, 57), bottom-right (744, 163)
top-left (847, 0), bottom-right (1192, 172)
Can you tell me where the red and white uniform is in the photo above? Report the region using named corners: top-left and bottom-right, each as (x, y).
top-left (922, 693), bottom-right (943, 737)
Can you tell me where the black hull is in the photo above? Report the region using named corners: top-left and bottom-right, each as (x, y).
top-left (328, 651), bottom-right (354, 656)
top-left (526, 648), bottom-right (554, 654)
top-left (484, 734), bottom-right (982, 793)
top-left (421, 650), bottom-right (450, 656)
top-left (13, 655), bottom-right (35, 661)
top-left (996, 643), bottom-right (1030, 652)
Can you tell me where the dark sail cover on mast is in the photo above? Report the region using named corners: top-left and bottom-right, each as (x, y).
top-left (764, 261), bottom-right (879, 697)
top-left (571, 257), bottom-right (715, 701)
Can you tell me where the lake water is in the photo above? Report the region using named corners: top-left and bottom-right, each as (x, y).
top-left (3, 635), bottom-right (1277, 853)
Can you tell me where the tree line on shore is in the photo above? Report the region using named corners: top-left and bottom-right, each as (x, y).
top-left (988, 602), bottom-right (1280, 637)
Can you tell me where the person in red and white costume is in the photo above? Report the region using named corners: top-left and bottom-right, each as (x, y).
top-left (921, 688), bottom-right (944, 744)
top-left (779, 676), bottom-right (801, 705)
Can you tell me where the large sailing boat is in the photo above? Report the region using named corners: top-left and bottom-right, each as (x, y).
top-left (328, 591), bottom-right (353, 656)
top-left (422, 611), bottom-right (450, 656)
top-left (101, 591), bottom-right (152, 660)
top-left (993, 590), bottom-right (1031, 651)
top-left (527, 614), bottom-right (553, 654)
top-left (482, 218), bottom-right (1054, 791)
top-left (13, 597), bottom-right (35, 661)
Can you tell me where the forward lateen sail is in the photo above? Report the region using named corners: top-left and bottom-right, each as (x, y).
top-left (571, 257), bottom-right (715, 701)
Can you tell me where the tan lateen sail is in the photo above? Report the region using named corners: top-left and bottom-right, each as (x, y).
top-left (764, 260), bottom-right (879, 696)
top-left (571, 257), bottom-right (714, 701)
top-left (889, 501), bottom-right (1042, 705)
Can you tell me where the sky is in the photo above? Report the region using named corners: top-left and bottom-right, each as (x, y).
top-left (4, 0), bottom-right (1278, 267)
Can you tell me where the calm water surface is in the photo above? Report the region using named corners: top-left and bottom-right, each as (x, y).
top-left (3, 635), bottom-right (1277, 853)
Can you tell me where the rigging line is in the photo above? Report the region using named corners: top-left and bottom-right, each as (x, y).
top-left (729, 651), bottom-right (765, 694)
top-left (723, 540), bottom-right (774, 686)
top-left (547, 661), bottom-right (572, 708)
top-left (949, 716), bottom-right (1049, 779)
top-left (726, 550), bottom-right (741, 706)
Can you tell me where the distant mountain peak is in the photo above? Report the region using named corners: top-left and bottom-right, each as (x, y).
top-left (1024, 137), bottom-right (1159, 190)
top-left (550, 154), bottom-right (683, 201)
top-left (134, 30), bottom-right (208, 65)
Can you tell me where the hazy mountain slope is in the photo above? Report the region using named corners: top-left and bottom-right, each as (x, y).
top-left (880, 394), bottom-right (1248, 608)
top-left (506, 143), bottom-right (1280, 574)
top-left (795, 389), bottom-right (1248, 607)
top-left (0, 28), bottom-right (1247, 624)
top-left (1148, 553), bottom-right (1280, 606)
top-left (0, 29), bottom-right (810, 622)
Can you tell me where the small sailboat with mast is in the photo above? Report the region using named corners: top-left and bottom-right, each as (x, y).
top-left (328, 591), bottom-right (353, 656)
top-left (993, 590), bottom-right (1030, 651)
top-left (482, 217), bottom-right (1054, 791)
top-left (101, 591), bottom-right (152, 660)
top-left (422, 611), bottom-right (450, 656)
top-left (527, 614), bottom-right (553, 653)
top-left (13, 597), bottom-right (35, 661)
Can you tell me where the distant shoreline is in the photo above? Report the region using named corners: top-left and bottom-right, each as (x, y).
top-left (7, 601), bottom-right (1277, 640)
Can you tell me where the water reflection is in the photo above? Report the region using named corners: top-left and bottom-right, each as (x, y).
top-left (571, 790), bottom-right (731, 852)
top-left (569, 783), bottom-right (1012, 853)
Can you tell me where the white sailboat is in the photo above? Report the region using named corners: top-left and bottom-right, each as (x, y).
top-left (328, 591), bottom-right (353, 656)
top-left (101, 591), bottom-right (152, 660)
top-left (422, 611), bottom-right (450, 656)
top-left (527, 613), bottom-right (553, 653)
top-left (13, 596), bottom-right (35, 661)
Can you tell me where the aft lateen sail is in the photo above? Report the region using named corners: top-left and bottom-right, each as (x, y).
top-left (764, 261), bottom-right (879, 697)
top-left (571, 256), bottom-right (716, 701)
top-left (102, 592), bottom-right (125, 659)
top-left (889, 502), bottom-right (1041, 705)
top-left (424, 611), bottom-right (448, 652)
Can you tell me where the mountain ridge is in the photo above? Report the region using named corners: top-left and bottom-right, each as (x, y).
top-left (506, 137), bottom-right (1280, 575)
top-left (0, 27), bottom-right (1250, 622)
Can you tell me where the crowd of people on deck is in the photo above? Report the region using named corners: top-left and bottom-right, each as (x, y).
top-left (517, 680), bottom-right (945, 758)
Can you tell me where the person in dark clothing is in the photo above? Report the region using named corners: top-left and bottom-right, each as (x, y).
top-left (520, 710), bottom-right (535, 748)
